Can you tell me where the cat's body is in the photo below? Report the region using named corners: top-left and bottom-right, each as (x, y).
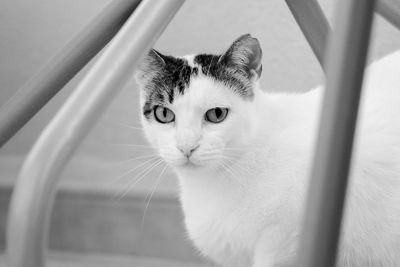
top-left (136, 35), bottom-right (400, 266)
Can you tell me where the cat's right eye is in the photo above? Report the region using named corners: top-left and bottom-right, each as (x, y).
top-left (154, 106), bottom-right (175, 123)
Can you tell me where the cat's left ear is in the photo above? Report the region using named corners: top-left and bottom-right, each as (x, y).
top-left (219, 34), bottom-right (263, 80)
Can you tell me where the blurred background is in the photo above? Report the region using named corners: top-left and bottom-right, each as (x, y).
top-left (0, 0), bottom-right (399, 266)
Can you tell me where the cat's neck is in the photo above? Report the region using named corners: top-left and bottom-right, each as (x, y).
top-left (176, 165), bottom-right (247, 204)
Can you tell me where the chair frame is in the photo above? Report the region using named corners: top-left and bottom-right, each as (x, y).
top-left (1, 0), bottom-right (399, 266)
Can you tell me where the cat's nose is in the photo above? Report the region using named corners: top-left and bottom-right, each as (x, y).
top-left (176, 127), bottom-right (200, 157)
top-left (178, 144), bottom-right (199, 157)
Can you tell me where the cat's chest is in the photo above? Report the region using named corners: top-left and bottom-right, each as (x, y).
top-left (179, 180), bottom-right (268, 265)
top-left (184, 203), bottom-right (260, 266)
top-left (176, 144), bottom-right (310, 264)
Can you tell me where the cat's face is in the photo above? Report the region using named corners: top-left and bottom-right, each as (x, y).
top-left (135, 34), bottom-right (262, 171)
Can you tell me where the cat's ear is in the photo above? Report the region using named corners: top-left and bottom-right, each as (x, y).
top-left (146, 49), bottom-right (167, 67)
top-left (219, 34), bottom-right (263, 79)
top-left (135, 49), bottom-right (167, 85)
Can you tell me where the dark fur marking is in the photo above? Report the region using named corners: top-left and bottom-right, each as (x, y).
top-left (192, 67), bottom-right (199, 76)
top-left (142, 102), bottom-right (153, 118)
top-left (144, 56), bottom-right (199, 106)
top-left (194, 54), bottom-right (253, 98)
top-left (167, 90), bottom-right (174, 104)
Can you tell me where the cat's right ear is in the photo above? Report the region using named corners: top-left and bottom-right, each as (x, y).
top-left (219, 34), bottom-right (263, 80)
top-left (135, 49), bottom-right (166, 85)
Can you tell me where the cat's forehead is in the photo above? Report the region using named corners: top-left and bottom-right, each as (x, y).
top-left (192, 54), bottom-right (253, 99)
top-left (142, 53), bottom-right (253, 107)
top-left (173, 74), bottom-right (233, 109)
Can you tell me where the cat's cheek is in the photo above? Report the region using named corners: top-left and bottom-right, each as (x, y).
top-left (142, 120), bottom-right (174, 152)
top-left (142, 126), bottom-right (159, 150)
top-left (157, 147), bottom-right (185, 166)
top-left (161, 155), bottom-right (183, 166)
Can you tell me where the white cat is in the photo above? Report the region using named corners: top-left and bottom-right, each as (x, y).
top-left (135, 34), bottom-right (400, 267)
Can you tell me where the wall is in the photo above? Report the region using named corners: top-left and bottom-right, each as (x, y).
top-left (0, 0), bottom-right (399, 195)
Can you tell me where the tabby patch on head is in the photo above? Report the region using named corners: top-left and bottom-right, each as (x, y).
top-left (135, 34), bottom-right (262, 117)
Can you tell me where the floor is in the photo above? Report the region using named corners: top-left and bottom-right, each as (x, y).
top-left (0, 155), bottom-right (214, 266)
top-left (0, 252), bottom-right (213, 267)
top-left (0, 155), bottom-right (209, 264)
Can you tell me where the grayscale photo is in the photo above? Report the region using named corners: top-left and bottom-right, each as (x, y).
top-left (1, 0), bottom-right (400, 266)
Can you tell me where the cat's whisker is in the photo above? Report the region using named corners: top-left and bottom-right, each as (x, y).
top-left (219, 156), bottom-right (239, 167)
top-left (198, 152), bottom-right (220, 158)
top-left (197, 155), bottom-right (219, 162)
top-left (223, 151), bottom-right (243, 159)
top-left (115, 159), bottom-right (164, 200)
top-left (160, 150), bottom-right (178, 156)
top-left (219, 154), bottom-right (245, 167)
top-left (222, 156), bottom-right (248, 174)
top-left (127, 158), bottom-right (163, 183)
top-left (113, 121), bottom-right (144, 131)
top-left (125, 126), bottom-right (144, 131)
top-left (200, 148), bottom-right (242, 159)
top-left (223, 147), bottom-right (245, 155)
top-left (222, 157), bottom-right (247, 185)
top-left (198, 154), bottom-right (241, 171)
top-left (116, 154), bottom-right (158, 166)
top-left (219, 159), bottom-right (245, 187)
top-left (110, 143), bottom-right (153, 148)
top-left (201, 152), bottom-right (241, 166)
top-left (221, 165), bottom-right (243, 187)
top-left (200, 150), bottom-right (232, 157)
top-left (141, 163), bottom-right (169, 229)
top-left (220, 154), bottom-right (247, 171)
top-left (218, 153), bottom-right (237, 159)
top-left (112, 157), bottom-right (159, 183)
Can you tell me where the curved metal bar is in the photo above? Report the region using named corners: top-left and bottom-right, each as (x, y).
top-left (285, 0), bottom-right (331, 69)
top-left (376, 0), bottom-right (400, 30)
top-left (298, 0), bottom-right (376, 266)
top-left (6, 1), bottom-right (185, 266)
top-left (0, 0), bottom-right (141, 148)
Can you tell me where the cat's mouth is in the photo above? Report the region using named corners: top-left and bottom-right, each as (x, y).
top-left (180, 157), bottom-right (202, 169)
top-left (182, 161), bottom-right (200, 169)
top-left (172, 156), bottom-right (204, 170)
top-left (161, 150), bottom-right (218, 170)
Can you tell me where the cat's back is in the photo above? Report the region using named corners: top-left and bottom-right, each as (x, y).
top-left (336, 50), bottom-right (400, 266)
top-left (361, 49), bottom-right (400, 124)
top-left (269, 49), bottom-right (400, 158)
top-left (355, 50), bottom-right (400, 166)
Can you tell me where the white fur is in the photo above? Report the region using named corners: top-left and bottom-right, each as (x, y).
top-left (140, 51), bottom-right (400, 266)
top-left (183, 54), bottom-right (196, 67)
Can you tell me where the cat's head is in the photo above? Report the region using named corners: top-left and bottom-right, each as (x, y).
top-left (135, 34), bottom-right (262, 172)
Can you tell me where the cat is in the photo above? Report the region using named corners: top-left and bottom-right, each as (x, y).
top-left (135, 34), bottom-right (400, 267)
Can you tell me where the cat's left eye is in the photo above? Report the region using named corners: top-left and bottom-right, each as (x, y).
top-left (205, 107), bottom-right (229, 123)
top-left (154, 106), bottom-right (175, 123)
